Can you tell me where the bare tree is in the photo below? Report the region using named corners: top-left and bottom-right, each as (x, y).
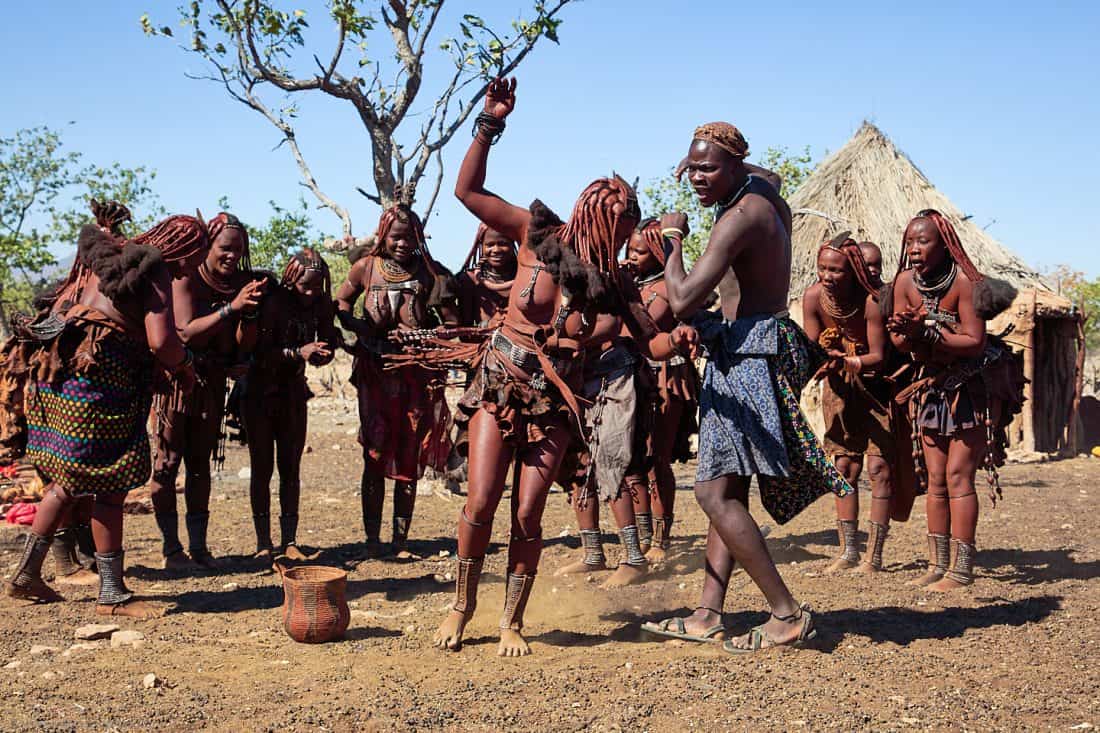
top-left (143, 1), bottom-right (573, 238)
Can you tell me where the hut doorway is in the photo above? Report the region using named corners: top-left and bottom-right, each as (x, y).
top-left (1030, 317), bottom-right (1078, 452)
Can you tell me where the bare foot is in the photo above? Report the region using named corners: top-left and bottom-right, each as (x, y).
top-left (906, 569), bottom-right (945, 587)
top-left (252, 548), bottom-right (274, 562)
top-left (6, 579), bottom-right (65, 604)
top-left (433, 610), bottom-right (471, 651)
top-left (824, 556), bottom-right (860, 574)
top-left (554, 558), bottom-right (607, 577)
top-left (927, 575), bottom-right (971, 593)
top-left (282, 544), bottom-right (307, 562)
top-left (854, 561), bottom-right (881, 574)
top-left (96, 599), bottom-right (166, 620)
top-left (162, 550), bottom-right (195, 570)
top-left (394, 548), bottom-right (423, 562)
top-left (639, 541), bottom-right (652, 557)
top-left (644, 546), bottom-right (668, 565)
top-left (55, 568), bottom-right (99, 586)
top-left (601, 562), bottom-right (648, 589)
top-left (498, 628), bottom-right (531, 657)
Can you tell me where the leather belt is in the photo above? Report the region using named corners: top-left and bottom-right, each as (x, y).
top-left (490, 330), bottom-right (572, 377)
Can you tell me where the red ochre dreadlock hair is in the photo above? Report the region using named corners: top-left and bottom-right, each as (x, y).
top-left (206, 212), bottom-right (252, 273)
top-left (282, 247), bottom-right (332, 299)
top-left (636, 217), bottom-right (666, 267)
top-left (898, 209), bottom-right (984, 283)
top-left (461, 223), bottom-right (518, 272)
top-left (131, 214), bottom-right (209, 263)
top-left (818, 231), bottom-right (880, 300)
top-left (372, 204), bottom-right (441, 277)
top-left (558, 175), bottom-right (641, 277)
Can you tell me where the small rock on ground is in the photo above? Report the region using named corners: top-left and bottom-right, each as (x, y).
top-left (75, 623), bottom-right (120, 641)
top-left (110, 630), bottom-right (146, 649)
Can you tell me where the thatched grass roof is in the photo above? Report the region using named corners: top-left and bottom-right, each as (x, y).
top-left (788, 122), bottom-right (1061, 303)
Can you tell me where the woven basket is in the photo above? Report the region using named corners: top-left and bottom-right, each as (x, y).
top-left (277, 564), bottom-right (350, 643)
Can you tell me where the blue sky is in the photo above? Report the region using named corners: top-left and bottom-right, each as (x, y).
top-left (4, 1), bottom-right (1098, 277)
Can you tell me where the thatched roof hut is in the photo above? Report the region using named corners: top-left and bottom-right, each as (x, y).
top-left (789, 122), bottom-right (1081, 456)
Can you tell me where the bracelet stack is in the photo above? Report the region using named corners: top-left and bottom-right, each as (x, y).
top-left (473, 112), bottom-right (506, 145)
top-left (660, 227), bottom-right (685, 240)
top-left (922, 324), bottom-right (944, 346)
top-left (217, 304), bottom-right (234, 321)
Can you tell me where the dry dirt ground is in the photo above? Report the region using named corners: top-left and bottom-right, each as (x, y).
top-left (1, 388), bottom-right (1099, 732)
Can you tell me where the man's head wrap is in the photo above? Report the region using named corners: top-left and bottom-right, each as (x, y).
top-left (206, 212), bottom-right (252, 272)
top-left (693, 122), bottom-right (749, 160)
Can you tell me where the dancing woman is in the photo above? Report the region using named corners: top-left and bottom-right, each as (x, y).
top-left (430, 78), bottom-right (693, 656)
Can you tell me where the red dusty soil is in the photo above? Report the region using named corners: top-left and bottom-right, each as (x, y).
top-left (1, 389), bottom-right (1098, 731)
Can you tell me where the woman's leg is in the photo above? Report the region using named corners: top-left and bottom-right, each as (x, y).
top-left (244, 399), bottom-right (276, 557)
top-left (857, 454), bottom-right (894, 572)
top-left (928, 427), bottom-right (986, 592)
top-left (646, 398), bottom-right (683, 563)
top-left (150, 408), bottom-right (188, 566)
top-left (92, 492), bottom-right (161, 619)
top-left (274, 392), bottom-right (308, 559)
top-left (603, 480), bottom-right (649, 588)
top-left (434, 408), bottom-right (513, 650)
top-left (908, 432), bottom-right (952, 587)
top-left (6, 482), bottom-right (73, 602)
top-left (826, 455), bottom-right (863, 573)
top-left (499, 417), bottom-right (570, 657)
top-left (183, 398), bottom-right (223, 568)
top-left (557, 481), bottom-right (608, 575)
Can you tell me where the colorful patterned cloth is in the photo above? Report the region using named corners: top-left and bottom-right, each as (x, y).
top-left (694, 312), bottom-right (852, 524)
top-left (25, 311), bottom-right (154, 496)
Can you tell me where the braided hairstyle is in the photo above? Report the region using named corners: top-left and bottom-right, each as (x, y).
top-left (282, 247), bottom-right (332, 299)
top-left (90, 199), bottom-right (132, 235)
top-left (206, 212), bottom-right (252, 273)
top-left (898, 209), bottom-right (984, 283)
top-left (372, 204), bottom-right (441, 278)
top-left (461, 222), bottom-right (519, 272)
top-left (635, 217), bottom-right (666, 267)
top-left (131, 214), bottom-right (209, 264)
top-left (818, 231), bottom-right (880, 299)
top-left (558, 175), bottom-right (641, 278)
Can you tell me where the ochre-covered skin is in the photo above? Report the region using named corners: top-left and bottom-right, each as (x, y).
top-left (888, 210), bottom-right (1023, 592)
top-left (335, 206), bottom-right (458, 558)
